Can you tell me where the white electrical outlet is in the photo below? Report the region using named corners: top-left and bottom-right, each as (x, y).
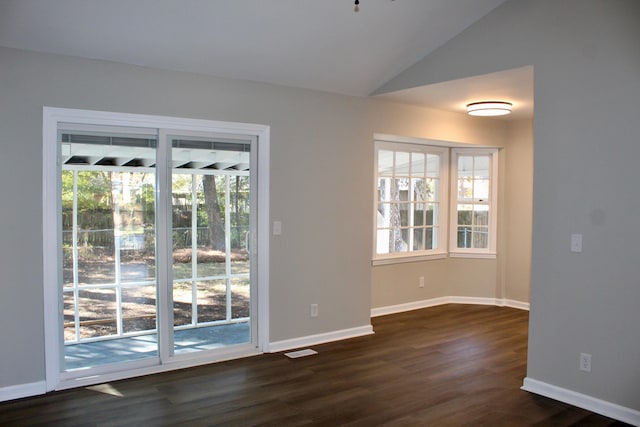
top-left (419, 276), bottom-right (425, 288)
top-left (580, 352), bottom-right (592, 372)
top-left (310, 304), bottom-right (318, 318)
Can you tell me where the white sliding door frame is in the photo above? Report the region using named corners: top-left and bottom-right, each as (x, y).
top-left (43, 107), bottom-right (270, 391)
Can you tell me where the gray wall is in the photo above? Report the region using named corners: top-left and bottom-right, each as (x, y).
top-left (0, 46), bottom-right (524, 389)
top-left (504, 119), bottom-right (533, 303)
top-left (380, 0), bottom-right (640, 412)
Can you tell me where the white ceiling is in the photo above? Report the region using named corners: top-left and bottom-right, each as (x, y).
top-left (0, 0), bottom-right (531, 118)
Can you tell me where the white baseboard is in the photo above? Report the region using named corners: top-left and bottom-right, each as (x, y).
top-left (371, 296), bottom-right (529, 317)
top-left (267, 324), bottom-right (374, 353)
top-left (370, 297), bottom-right (450, 317)
top-left (0, 381), bottom-right (46, 402)
top-left (499, 298), bottom-right (530, 310)
top-left (522, 377), bottom-right (640, 426)
top-left (447, 296), bottom-right (503, 306)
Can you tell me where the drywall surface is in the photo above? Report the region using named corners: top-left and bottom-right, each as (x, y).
top-left (504, 119), bottom-right (533, 303)
top-left (372, 259), bottom-right (449, 309)
top-left (380, 0), bottom-right (640, 412)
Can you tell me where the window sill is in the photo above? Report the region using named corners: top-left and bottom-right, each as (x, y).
top-left (372, 252), bottom-right (448, 266)
top-left (449, 251), bottom-right (496, 259)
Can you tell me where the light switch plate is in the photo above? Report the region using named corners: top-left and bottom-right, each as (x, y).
top-left (273, 221), bottom-right (282, 236)
top-left (571, 234), bottom-right (582, 253)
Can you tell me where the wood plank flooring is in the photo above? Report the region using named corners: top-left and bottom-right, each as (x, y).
top-left (0, 304), bottom-right (631, 426)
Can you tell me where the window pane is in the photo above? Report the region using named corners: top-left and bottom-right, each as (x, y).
top-left (473, 227), bottom-right (489, 248)
top-left (75, 171), bottom-right (116, 286)
top-left (426, 204), bottom-right (437, 226)
top-left (410, 153), bottom-right (425, 176)
top-left (457, 226), bottom-right (472, 248)
top-left (426, 154), bottom-right (440, 178)
top-left (377, 202), bottom-right (392, 228)
top-left (414, 204), bottom-right (425, 226)
top-left (425, 227), bottom-right (435, 249)
top-left (378, 150), bottom-right (394, 177)
top-left (197, 280), bottom-right (226, 323)
top-left (474, 208), bottom-right (489, 226)
top-left (173, 281), bottom-right (192, 326)
top-left (63, 291), bottom-right (76, 342)
top-left (172, 174), bottom-right (193, 280)
top-left (232, 235), bottom-right (250, 276)
top-left (78, 288), bottom-right (117, 339)
top-left (395, 178), bottom-right (409, 201)
top-left (413, 229), bottom-right (424, 251)
top-left (413, 178), bottom-right (426, 202)
top-left (119, 173), bottom-right (156, 284)
top-left (458, 156), bottom-right (473, 177)
top-left (426, 178), bottom-right (438, 201)
top-left (196, 175), bottom-right (227, 279)
top-left (474, 179), bottom-right (490, 201)
top-left (399, 203), bottom-right (410, 227)
top-left (61, 170), bottom-right (74, 287)
top-left (395, 152), bottom-right (410, 175)
top-left (376, 228), bottom-right (391, 254)
top-left (458, 205), bottom-right (472, 225)
top-left (458, 178), bottom-right (473, 200)
top-left (387, 228), bottom-right (407, 253)
top-left (399, 229), bottom-right (409, 252)
top-left (122, 285), bottom-right (156, 334)
top-left (474, 156), bottom-right (490, 179)
top-left (378, 177), bottom-right (391, 202)
top-left (229, 176), bottom-right (250, 270)
top-left (231, 277), bottom-right (250, 319)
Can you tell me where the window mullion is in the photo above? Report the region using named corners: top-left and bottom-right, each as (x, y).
top-left (72, 170), bottom-right (80, 342)
top-left (112, 172), bottom-right (124, 337)
top-left (225, 176), bottom-right (232, 322)
top-left (157, 129), bottom-right (173, 360)
top-left (408, 154), bottom-right (414, 252)
top-left (191, 174), bottom-right (198, 326)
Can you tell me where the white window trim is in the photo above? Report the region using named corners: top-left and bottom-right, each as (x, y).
top-left (372, 134), bottom-right (499, 265)
top-left (449, 148), bottom-right (498, 258)
top-left (43, 107), bottom-right (270, 391)
top-left (373, 140), bottom-right (449, 263)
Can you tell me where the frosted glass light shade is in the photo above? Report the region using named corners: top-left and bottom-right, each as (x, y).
top-left (467, 101), bottom-right (512, 116)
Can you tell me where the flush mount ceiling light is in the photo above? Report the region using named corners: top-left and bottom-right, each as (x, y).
top-left (466, 101), bottom-right (513, 117)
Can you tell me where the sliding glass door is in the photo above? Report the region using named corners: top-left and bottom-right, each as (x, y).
top-left (56, 123), bottom-right (257, 378)
top-left (60, 124), bottom-right (160, 371)
top-left (164, 132), bottom-right (255, 359)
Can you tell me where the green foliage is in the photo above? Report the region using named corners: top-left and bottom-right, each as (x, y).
top-left (61, 170), bottom-right (113, 211)
top-left (63, 169), bottom-right (251, 252)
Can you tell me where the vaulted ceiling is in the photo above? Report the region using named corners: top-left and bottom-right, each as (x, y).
top-left (0, 0), bottom-right (531, 118)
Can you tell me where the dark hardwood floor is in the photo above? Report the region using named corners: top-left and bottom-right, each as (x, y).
top-left (0, 304), bottom-right (631, 426)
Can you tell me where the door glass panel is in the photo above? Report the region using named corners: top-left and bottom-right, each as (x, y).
top-left (60, 124), bottom-right (158, 370)
top-left (173, 281), bottom-right (193, 327)
top-left (231, 277), bottom-right (250, 319)
top-left (122, 285), bottom-right (157, 334)
top-left (230, 176), bottom-right (250, 275)
top-left (197, 279), bottom-right (226, 323)
top-left (171, 136), bottom-right (252, 355)
top-left (56, 120), bottom-right (257, 381)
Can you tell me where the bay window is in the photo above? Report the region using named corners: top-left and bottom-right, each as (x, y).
top-left (373, 137), bottom-right (498, 264)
